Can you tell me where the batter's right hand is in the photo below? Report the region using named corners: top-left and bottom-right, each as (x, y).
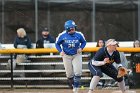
top-left (60, 51), bottom-right (65, 56)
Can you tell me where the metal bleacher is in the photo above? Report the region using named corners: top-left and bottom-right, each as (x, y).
top-left (0, 42), bottom-right (132, 88)
top-left (0, 54), bottom-right (92, 88)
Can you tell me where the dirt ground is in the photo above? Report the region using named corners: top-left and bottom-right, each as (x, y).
top-left (0, 89), bottom-right (139, 93)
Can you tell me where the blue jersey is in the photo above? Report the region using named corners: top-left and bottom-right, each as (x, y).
top-left (55, 31), bottom-right (86, 55)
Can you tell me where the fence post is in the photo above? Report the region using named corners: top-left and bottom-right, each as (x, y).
top-left (10, 54), bottom-right (13, 89)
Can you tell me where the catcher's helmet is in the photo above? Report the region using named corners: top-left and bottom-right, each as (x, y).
top-left (64, 20), bottom-right (77, 31)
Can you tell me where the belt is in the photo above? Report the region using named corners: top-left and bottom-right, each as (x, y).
top-left (65, 54), bottom-right (77, 56)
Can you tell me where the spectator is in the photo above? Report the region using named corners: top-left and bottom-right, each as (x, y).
top-left (130, 40), bottom-right (140, 72)
top-left (131, 40), bottom-right (140, 60)
top-left (129, 40), bottom-right (140, 87)
top-left (96, 39), bottom-right (105, 47)
top-left (14, 28), bottom-right (32, 49)
top-left (36, 27), bottom-right (55, 48)
top-left (8, 28), bottom-right (32, 77)
top-left (36, 27), bottom-right (55, 55)
top-left (14, 28), bottom-right (32, 59)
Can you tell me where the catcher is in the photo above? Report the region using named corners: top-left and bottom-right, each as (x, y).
top-left (88, 39), bottom-right (127, 93)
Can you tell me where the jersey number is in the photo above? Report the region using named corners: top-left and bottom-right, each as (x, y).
top-left (68, 43), bottom-right (75, 48)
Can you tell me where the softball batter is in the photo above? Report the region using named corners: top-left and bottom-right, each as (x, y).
top-left (55, 20), bottom-right (86, 93)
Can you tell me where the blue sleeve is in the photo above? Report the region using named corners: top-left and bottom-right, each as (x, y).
top-left (55, 35), bottom-right (63, 53)
top-left (79, 33), bottom-right (86, 49)
top-left (94, 48), bottom-right (105, 61)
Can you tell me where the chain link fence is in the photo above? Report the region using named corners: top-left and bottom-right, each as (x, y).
top-left (0, 0), bottom-right (138, 43)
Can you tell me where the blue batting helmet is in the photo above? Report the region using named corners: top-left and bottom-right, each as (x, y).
top-left (64, 20), bottom-right (77, 31)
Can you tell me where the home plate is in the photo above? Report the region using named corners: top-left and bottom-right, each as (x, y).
top-left (112, 90), bottom-right (136, 93)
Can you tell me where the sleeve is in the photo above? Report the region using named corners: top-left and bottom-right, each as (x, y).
top-left (120, 52), bottom-right (127, 67)
top-left (114, 51), bottom-right (121, 64)
top-left (114, 51), bottom-right (122, 68)
top-left (55, 35), bottom-right (63, 53)
top-left (91, 48), bottom-right (106, 66)
top-left (92, 60), bottom-right (105, 66)
top-left (50, 36), bottom-right (55, 43)
top-left (36, 39), bottom-right (44, 48)
top-left (94, 48), bottom-right (105, 61)
top-left (26, 36), bottom-right (32, 48)
top-left (14, 37), bottom-right (18, 48)
top-left (79, 33), bottom-right (86, 49)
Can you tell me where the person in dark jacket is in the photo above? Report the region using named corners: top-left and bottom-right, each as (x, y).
top-left (36, 27), bottom-right (55, 55)
top-left (36, 27), bottom-right (55, 48)
top-left (12, 28), bottom-right (32, 77)
top-left (129, 40), bottom-right (140, 88)
top-left (14, 28), bottom-right (32, 59)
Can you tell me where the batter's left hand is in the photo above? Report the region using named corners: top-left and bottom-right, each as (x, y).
top-left (77, 48), bottom-right (82, 54)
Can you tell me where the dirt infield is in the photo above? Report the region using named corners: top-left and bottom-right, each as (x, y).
top-left (0, 89), bottom-right (139, 93)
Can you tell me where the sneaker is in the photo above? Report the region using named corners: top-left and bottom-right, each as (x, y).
top-left (73, 88), bottom-right (78, 93)
top-left (88, 90), bottom-right (93, 93)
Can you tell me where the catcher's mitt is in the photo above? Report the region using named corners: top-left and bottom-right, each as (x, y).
top-left (117, 67), bottom-right (127, 78)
